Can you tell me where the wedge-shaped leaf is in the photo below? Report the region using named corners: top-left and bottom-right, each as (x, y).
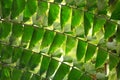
top-left (84, 12), bottom-right (94, 36)
top-left (21, 25), bottom-right (34, 48)
top-left (12, 47), bottom-right (23, 63)
top-left (95, 48), bottom-right (108, 68)
top-left (97, 0), bottom-right (108, 14)
top-left (93, 16), bottom-right (106, 35)
top-left (39, 55), bottom-right (50, 75)
top-left (52, 63), bottom-right (70, 80)
top-left (116, 26), bottom-right (120, 42)
top-left (0, 67), bottom-right (11, 80)
top-left (0, 22), bottom-right (12, 43)
top-left (28, 53), bottom-right (41, 70)
top-left (65, 36), bottom-right (76, 54)
top-left (37, 1), bottom-right (48, 26)
top-left (19, 50), bottom-right (32, 68)
top-left (109, 54), bottom-right (119, 70)
top-left (1, 45), bottom-right (13, 63)
top-left (21, 71), bottom-right (32, 80)
top-left (68, 68), bottom-right (82, 80)
top-left (10, 23), bottom-right (23, 46)
top-left (11, 0), bottom-right (25, 19)
top-left (11, 69), bottom-right (22, 80)
top-left (23, 0), bottom-right (37, 21)
top-left (49, 33), bottom-right (66, 54)
top-left (29, 28), bottom-right (44, 52)
top-left (48, 4), bottom-right (60, 26)
top-left (31, 74), bottom-right (41, 80)
top-left (77, 40), bottom-right (87, 61)
top-left (40, 30), bottom-right (55, 53)
top-left (80, 74), bottom-right (92, 80)
top-left (71, 9), bottom-right (83, 30)
top-left (46, 59), bottom-right (59, 79)
top-left (85, 44), bottom-right (96, 62)
top-left (61, 6), bottom-right (72, 32)
top-left (111, 1), bottom-right (120, 20)
top-left (104, 21), bottom-right (117, 39)
top-left (1, 0), bottom-right (13, 18)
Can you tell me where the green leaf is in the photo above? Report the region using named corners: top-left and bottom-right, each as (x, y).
top-left (52, 63), bottom-right (70, 80)
top-left (48, 3), bottom-right (60, 26)
top-left (0, 67), bottom-right (11, 80)
top-left (1, 45), bottom-right (13, 62)
top-left (10, 23), bottom-right (23, 46)
top-left (0, 22), bottom-right (12, 43)
top-left (11, 69), bottom-right (22, 80)
top-left (11, 0), bottom-right (25, 19)
top-left (49, 33), bottom-right (66, 54)
top-left (19, 50), bottom-right (32, 68)
top-left (93, 16), bottom-right (106, 35)
top-left (40, 30), bottom-right (55, 53)
top-left (84, 12), bottom-right (94, 36)
top-left (21, 25), bottom-right (34, 48)
top-left (111, 1), bottom-right (120, 20)
top-left (37, 1), bottom-right (48, 26)
top-left (1, 0), bottom-right (13, 18)
top-left (61, 6), bottom-right (72, 32)
top-left (95, 48), bottom-right (108, 68)
top-left (85, 44), bottom-right (96, 62)
top-left (71, 9), bottom-right (83, 30)
top-left (116, 26), bottom-right (120, 42)
top-left (65, 36), bottom-right (76, 54)
top-left (109, 54), bottom-right (119, 70)
top-left (12, 47), bottom-right (23, 63)
top-left (104, 21), bottom-right (117, 39)
top-left (29, 28), bottom-right (45, 52)
top-left (28, 53), bottom-right (41, 70)
top-left (77, 40), bottom-right (87, 61)
top-left (23, 0), bottom-right (37, 21)
top-left (21, 71), bottom-right (32, 80)
top-left (46, 59), bottom-right (59, 79)
top-left (39, 55), bottom-right (50, 75)
top-left (68, 68), bottom-right (82, 80)
top-left (80, 74), bottom-right (92, 80)
top-left (97, 0), bottom-right (108, 14)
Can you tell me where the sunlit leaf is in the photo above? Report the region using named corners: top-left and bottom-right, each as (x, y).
top-left (84, 12), bottom-right (94, 36)
top-left (85, 44), bottom-right (96, 62)
top-left (23, 0), bottom-right (37, 21)
top-left (46, 59), bottom-right (59, 79)
top-left (95, 48), bottom-right (108, 68)
top-left (52, 63), bottom-right (70, 80)
top-left (1, 0), bottom-right (13, 18)
top-left (109, 53), bottom-right (119, 70)
top-left (77, 40), bottom-right (87, 61)
top-left (68, 68), bottom-right (82, 80)
top-left (11, 0), bottom-right (25, 19)
top-left (111, 1), bottom-right (120, 20)
top-left (104, 21), bottom-right (117, 39)
top-left (48, 3), bottom-right (60, 26)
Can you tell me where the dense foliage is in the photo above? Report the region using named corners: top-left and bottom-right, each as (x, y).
top-left (0, 0), bottom-right (120, 80)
